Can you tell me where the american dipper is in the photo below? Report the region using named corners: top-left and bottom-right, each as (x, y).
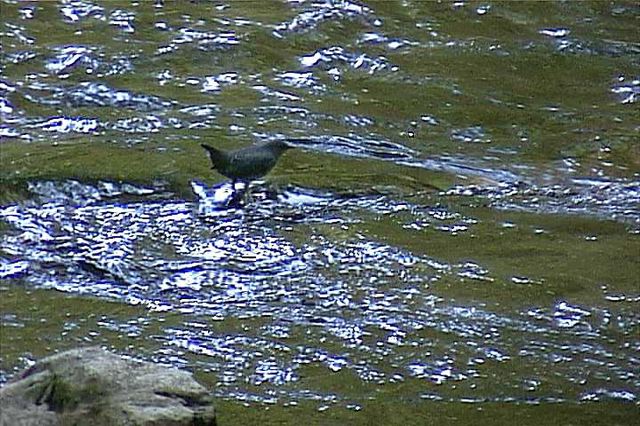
top-left (201, 140), bottom-right (293, 190)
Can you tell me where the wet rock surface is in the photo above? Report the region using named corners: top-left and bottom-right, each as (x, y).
top-left (0, 347), bottom-right (216, 426)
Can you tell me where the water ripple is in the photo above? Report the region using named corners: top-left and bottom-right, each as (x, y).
top-left (109, 8), bottom-right (135, 33)
top-left (30, 116), bottom-right (100, 134)
top-left (285, 134), bottom-right (416, 161)
top-left (45, 46), bottom-right (96, 74)
top-left (274, 0), bottom-right (374, 37)
top-left (60, 0), bottom-right (105, 23)
top-left (23, 81), bottom-right (174, 111)
top-left (611, 76), bottom-right (639, 104)
top-left (1, 179), bottom-right (637, 405)
top-left (299, 46), bottom-right (394, 75)
top-left (157, 28), bottom-right (240, 55)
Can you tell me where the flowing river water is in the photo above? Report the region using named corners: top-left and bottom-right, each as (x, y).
top-left (1, 1), bottom-right (639, 424)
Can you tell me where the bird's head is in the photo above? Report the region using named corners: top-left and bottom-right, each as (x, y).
top-left (267, 140), bottom-right (294, 155)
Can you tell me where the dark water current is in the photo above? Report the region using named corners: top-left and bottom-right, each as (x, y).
top-left (1, 0), bottom-right (638, 420)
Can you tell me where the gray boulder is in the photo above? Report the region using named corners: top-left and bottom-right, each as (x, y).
top-left (0, 346), bottom-right (216, 426)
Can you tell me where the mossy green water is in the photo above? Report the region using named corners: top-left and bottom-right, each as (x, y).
top-left (1, 1), bottom-right (638, 424)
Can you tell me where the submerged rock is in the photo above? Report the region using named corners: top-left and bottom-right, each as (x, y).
top-left (0, 347), bottom-right (216, 426)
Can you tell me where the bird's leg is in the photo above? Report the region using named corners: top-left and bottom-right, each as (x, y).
top-left (228, 179), bottom-right (247, 207)
top-left (226, 179), bottom-right (238, 207)
top-left (243, 181), bottom-right (254, 204)
top-left (264, 181), bottom-right (279, 200)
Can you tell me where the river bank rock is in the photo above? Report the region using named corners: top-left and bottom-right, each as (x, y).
top-left (0, 346), bottom-right (216, 426)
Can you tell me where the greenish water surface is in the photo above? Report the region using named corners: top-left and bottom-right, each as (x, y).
top-left (1, 1), bottom-right (638, 424)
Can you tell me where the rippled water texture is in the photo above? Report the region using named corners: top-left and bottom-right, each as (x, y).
top-left (1, 0), bottom-right (639, 421)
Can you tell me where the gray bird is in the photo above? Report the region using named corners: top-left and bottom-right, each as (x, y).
top-left (201, 140), bottom-right (293, 192)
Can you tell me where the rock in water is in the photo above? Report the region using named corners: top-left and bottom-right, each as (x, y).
top-left (0, 347), bottom-right (216, 426)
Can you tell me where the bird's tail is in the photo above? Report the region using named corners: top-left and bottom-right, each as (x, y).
top-left (201, 144), bottom-right (225, 170)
